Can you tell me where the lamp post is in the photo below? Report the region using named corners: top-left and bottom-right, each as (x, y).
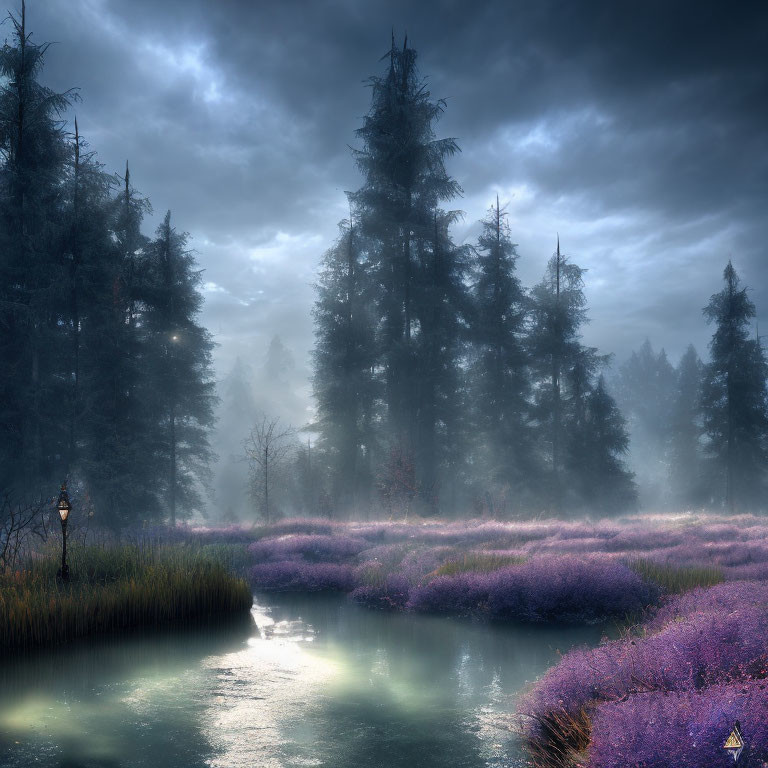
top-left (57, 484), bottom-right (71, 581)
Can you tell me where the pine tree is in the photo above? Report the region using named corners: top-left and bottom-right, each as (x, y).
top-left (412, 209), bottom-right (471, 513)
top-left (312, 217), bottom-right (378, 510)
top-left (78, 165), bottom-right (160, 527)
top-left (529, 239), bottom-right (592, 509)
top-left (142, 212), bottom-right (217, 523)
top-left (0, 1), bottom-right (73, 492)
top-left (668, 344), bottom-right (705, 507)
top-left (351, 35), bottom-right (461, 450)
top-left (471, 197), bottom-right (533, 510)
top-left (566, 376), bottom-right (636, 513)
top-left (59, 122), bottom-right (117, 471)
top-left (529, 239), bottom-right (634, 513)
top-left (700, 262), bottom-right (768, 511)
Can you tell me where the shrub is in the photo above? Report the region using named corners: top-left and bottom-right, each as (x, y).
top-left (407, 572), bottom-right (490, 616)
top-left (350, 574), bottom-right (411, 610)
top-left (248, 560), bottom-right (354, 592)
top-left (647, 580), bottom-right (768, 631)
top-left (409, 557), bottom-right (656, 624)
top-left (589, 682), bottom-right (768, 768)
top-left (523, 604), bottom-right (768, 727)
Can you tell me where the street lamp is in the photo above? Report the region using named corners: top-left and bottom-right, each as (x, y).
top-left (57, 484), bottom-right (71, 581)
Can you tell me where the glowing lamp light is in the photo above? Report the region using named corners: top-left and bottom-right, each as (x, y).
top-left (57, 484), bottom-right (71, 522)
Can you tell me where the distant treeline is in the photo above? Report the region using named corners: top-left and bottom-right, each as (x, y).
top-left (311, 37), bottom-right (768, 517)
top-left (0, 5), bottom-right (216, 526)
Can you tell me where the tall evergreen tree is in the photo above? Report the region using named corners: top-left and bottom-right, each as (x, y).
top-left (142, 212), bottom-right (217, 523)
top-left (529, 239), bottom-right (591, 509)
top-left (78, 164), bottom-right (159, 526)
top-left (700, 262), bottom-right (768, 511)
top-left (0, 1), bottom-right (73, 492)
top-left (529, 239), bottom-right (634, 512)
top-left (60, 122), bottom-right (116, 471)
top-left (312, 216), bottom-right (377, 510)
top-left (413, 209), bottom-right (471, 513)
top-left (566, 375), bottom-right (635, 512)
top-left (471, 197), bottom-right (533, 510)
top-left (668, 344), bottom-right (705, 507)
top-left (351, 35), bottom-right (461, 451)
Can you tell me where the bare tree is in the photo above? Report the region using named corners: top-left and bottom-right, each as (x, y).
top-left (0, 493), bottom-right (49, 572)
top-left (244, 415), bottom-right (295, 523)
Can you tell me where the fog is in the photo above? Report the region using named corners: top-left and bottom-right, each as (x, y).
top-left (1, 1), bottom-right (766, 524)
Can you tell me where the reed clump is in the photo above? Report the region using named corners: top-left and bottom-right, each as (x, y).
top-left (0, 544), bottom-right (253, 652)
top-left (626, 557), bottom-right (724, 594)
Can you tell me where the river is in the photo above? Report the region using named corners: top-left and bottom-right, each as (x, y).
top-left (0, 595), bottom-right (603, 768)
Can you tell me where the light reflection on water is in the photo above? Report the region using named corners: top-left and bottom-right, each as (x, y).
top-left (0, 596), bottom-right (603, 768)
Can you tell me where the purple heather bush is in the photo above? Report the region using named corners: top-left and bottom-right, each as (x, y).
top-left (523, 604), bottom-right (768, 725)
top-left (589, 681), bottom-right (768, 768)
top-left (727, 562), bottom-right (768, 581)
top-left (408, 557), bottom-right (656, 624)
top-left (648, 580), bottom-right (768, 630)
top-left (407, 572), bottom-right (490, 616)
top-left (247, 534), bottom-right (368, 563)
top-left (248, 560), bottom-right (354, 592)
top-left (350, 574), bottom-right (412, 611)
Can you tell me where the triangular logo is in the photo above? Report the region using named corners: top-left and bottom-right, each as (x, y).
top-left (724, 729), bottom-right (744, 750)
top-left (724, 724), bottom-right (744, 763)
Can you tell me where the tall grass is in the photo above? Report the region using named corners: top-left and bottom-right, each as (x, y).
top-left (431, 552), bottom-right (525, 577)
top-left (627, 558), bottom-right (724, 594)
top-left (0, 544), bottom-right (252, 652)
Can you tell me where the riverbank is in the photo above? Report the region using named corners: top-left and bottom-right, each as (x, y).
top-left (522, 580), bottom-right (768, 767)
top-left (0, 544), bottom-right (253, 652)
top-left (237, 514), bottom-right (768, 765)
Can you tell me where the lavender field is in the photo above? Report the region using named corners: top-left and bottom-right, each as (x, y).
top-left (232, 514), bottom-right (768, 767)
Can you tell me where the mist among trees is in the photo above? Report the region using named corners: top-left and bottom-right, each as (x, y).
top-left (0, 4), bottom-right (216, 526)
top-left (1, 13), bottom-right (766, 525)
top-left (309, 37), bottom-right (768, 518)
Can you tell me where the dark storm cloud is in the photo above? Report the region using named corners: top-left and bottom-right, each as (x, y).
top-left (17, 0), bottom-right (768, 410)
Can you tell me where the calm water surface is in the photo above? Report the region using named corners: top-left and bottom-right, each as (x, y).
top-left (0, 595), bottom-right (603, 768)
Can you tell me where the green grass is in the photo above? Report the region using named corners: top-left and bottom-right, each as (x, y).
top-left (0, 543), bottom-right (253, 652)
top-left (432, 552), bottom-right (526, 577)
top-left (627, 557), bottom-right (725, 594)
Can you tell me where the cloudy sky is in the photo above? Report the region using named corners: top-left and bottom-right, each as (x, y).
top-left (20, 0), bottom-right (768, 419)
